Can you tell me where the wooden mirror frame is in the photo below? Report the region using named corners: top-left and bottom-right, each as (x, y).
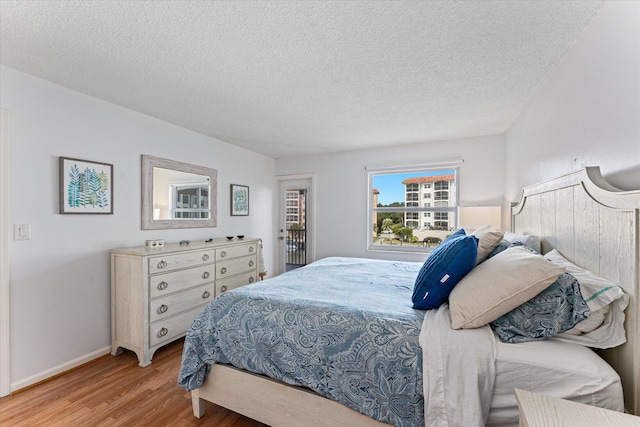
top-left (141, 154), bottom-right (217, 230)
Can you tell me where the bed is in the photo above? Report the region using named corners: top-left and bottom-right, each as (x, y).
top-left (178, 167), bottom-right (639, 426)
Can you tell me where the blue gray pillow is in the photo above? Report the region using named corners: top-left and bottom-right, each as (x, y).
top-left (485, 239), bottom-right (512, 260)
top-left (486, 240), bottom-right (538, 261)
top-left (490, 272), bottom-right (590, 343)
top-left (412, 231), bottom-right (478, 310)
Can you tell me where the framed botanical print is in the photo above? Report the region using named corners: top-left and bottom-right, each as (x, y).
top-left (230, 184), bottom-right (249, 216)
top-left (59, 157), bottom-right (113, 214)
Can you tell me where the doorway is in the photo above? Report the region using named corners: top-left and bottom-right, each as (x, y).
top-left (276, 175), bottom-right (315, 276)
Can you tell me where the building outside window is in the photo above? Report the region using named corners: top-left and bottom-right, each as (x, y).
top-left (285, 190), bottom-right (306, 227)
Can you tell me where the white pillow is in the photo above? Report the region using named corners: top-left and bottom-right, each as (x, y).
top-left (544, 249), bottom-right (629, 349)
top-left (545, 249), bottom-right (626, 313)
top-left (449, 246), bottom-right (565, 329)
top-left (471, 226), bottom-right (504, 265)
top-left (562, 306), bottom-right (607, 335)
top-left (504, 231), bottom-right (541, 254)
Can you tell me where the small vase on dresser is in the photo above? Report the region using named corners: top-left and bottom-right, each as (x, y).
top-left (110, 238), bottom-right (259, 367)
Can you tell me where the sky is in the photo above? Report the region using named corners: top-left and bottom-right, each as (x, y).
top-left (372, 169), bottom-right (454, 205)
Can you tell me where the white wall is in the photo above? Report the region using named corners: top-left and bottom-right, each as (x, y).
top-left (276, 135), bottom-right (505, 263)
top-left (0, 66), bottom-right (276, 389)
top-left (505, 1), bottom-right (640, 200)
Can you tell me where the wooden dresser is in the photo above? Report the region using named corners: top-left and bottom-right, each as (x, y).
top-left (110, 238), bottom-right (259, 367)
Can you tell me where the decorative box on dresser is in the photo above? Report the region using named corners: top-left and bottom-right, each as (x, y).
top-left (111, 238), bottom-right (259, 367)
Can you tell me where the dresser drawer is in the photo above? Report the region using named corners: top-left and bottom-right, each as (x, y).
top-left (216, 243), bottom-right (257, 261)
top-left (149, 249), bottom-right (214, 274)
top-left (217, 255), bottom-right (257, 279)
top-left (149, 265), bottom-right (214, 299)
top-left (149, 305), bottom-right (204, 348)
top-left (216, 271), bottom-right (257, 296)
top-left (149, 284), bottom-right (214, 323)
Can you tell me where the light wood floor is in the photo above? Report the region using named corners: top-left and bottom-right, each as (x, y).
top-left (0, 339), bottom-right (267, 426)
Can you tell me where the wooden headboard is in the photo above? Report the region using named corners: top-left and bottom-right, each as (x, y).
top-left (511, 167), bottom-right (639, 415)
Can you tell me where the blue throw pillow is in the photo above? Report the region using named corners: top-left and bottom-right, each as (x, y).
top-left (490, 272), bottom-right (590, 343)
top-left (412, 234), bottom-right (479, 310)
top-left (445, 228), bottom-right (466, 241)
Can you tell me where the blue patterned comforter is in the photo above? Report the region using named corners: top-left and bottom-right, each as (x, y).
top-left (178, 257), bottom-right (426, 427)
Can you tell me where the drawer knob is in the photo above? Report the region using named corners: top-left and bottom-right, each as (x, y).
top-left (157, 304), bottom-right (168, 314)
top-left (249, 277), bottom-right (255, 283)
top-left (202, 271), bottom-right (210, 279)
top-left (157, 281), bottom-right (168, 291)
top-left (202, 290), bottom-right (211, 299)
top-left (158, 327), bottom-right (168, 338)
top-left (157, 260), bottom-right (167, 269)
top-left (249, 246), bottom-right (254, 253)
top-left (220, 285), bottom-right (228, 293)
top-left (202, 254), bottom-right (210, 261)
top-left (220, 251), bottom-right (227, 258)
top-left (249, 260), bottom-right (254, 267)
top-left (220, 267), bottom-right (227, 274)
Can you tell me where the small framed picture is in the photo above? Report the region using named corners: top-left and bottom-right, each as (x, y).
top-left (59, 157), bottom-right (113, 214)
top-left (230, 184), bottom-right (249, 216)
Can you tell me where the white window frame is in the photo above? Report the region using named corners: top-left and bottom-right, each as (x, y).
top-left (367, 165), bottom-right (460, 253)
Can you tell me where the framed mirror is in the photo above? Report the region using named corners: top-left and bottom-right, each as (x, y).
top-left (141, 155), bottom-right (217, 229)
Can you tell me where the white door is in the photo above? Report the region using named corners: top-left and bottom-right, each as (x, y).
top-left (276, 176), bottom-right (314, 276)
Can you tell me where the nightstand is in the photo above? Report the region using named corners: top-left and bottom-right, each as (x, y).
top-left (515, 388), bottom-right (640, 427)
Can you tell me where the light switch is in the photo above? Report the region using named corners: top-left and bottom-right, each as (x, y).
top-left (13, 224), bottom-right (31, 241)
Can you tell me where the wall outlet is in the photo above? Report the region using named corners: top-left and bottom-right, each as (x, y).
top-left (13, 224), bottom-right (31, 241)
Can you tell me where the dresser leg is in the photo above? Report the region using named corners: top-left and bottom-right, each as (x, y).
top-left (138, 351), bottom-right (152, 367)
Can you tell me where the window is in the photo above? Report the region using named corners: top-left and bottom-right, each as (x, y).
top-left (434, 212), bottom-right (449, 230)
top-left (369, 167), bottom-right (458, 252)
top-left (435, 181), bottom-right (448, 191)
top-left (434, 190), bottom-right (448, 201)
top-left (172, 185), bottom-right (209, 219)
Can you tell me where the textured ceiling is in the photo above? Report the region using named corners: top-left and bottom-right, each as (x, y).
top-left (0, 1), bottom-right (602, 159)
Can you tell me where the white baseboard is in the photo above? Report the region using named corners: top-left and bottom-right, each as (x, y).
top-left (11, 345), bottom-right (111, 392)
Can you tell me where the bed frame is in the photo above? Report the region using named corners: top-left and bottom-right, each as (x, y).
top-left (511, 167), bottom-right (639, 415)
top-left (190, 167), bottom-right (640, 423)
